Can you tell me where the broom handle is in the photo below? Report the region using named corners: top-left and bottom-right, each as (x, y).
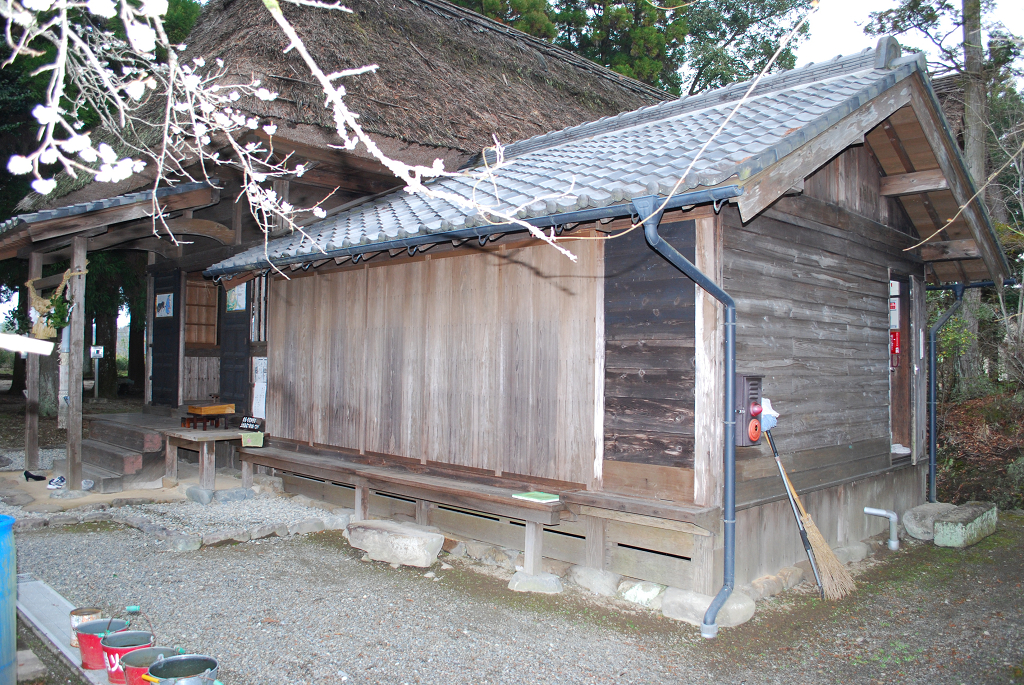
top-left (765, 430), bottom-right (824, 595)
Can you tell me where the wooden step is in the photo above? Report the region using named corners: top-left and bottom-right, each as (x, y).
top-left (52, 458), bottom-right (122, 494)
top-left (81, 440), bottom-right (145, 476)
top-left (85, 418), bottom-right (164, 453)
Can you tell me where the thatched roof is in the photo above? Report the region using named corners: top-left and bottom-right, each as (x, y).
top-left (16, 0), bottom-right (668, 213)
top-left (187, 0), bottom-right (669, 152)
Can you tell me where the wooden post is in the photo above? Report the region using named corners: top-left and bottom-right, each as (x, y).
top-left (178, 270), bottom-right (186, 407)
top-left (523, 521), bottom-right (544, 575)
top-left (25, 252), bottom-right (42, 471)
top-left (165, 436), bottom-right (178, 480)
top-left (693, 214), bottom-right (724, 508)
top-left (145, 254), bottom-right (155, 405)
top-left (199, 441), bottom-right (216, 490)
top-left (241, 459), bottom-right (253, 489)
top-left (66, 236), bottom-right (87, 490)
top-left (353, 480), bottom-right (369, 521)
top-left (584, 515), bottom-right (606, 570)
top-left (415, 500), bottom-right (433, 526)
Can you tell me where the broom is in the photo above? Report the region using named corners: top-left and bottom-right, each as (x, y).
top-left (760, 403), bottom-right (855, 600)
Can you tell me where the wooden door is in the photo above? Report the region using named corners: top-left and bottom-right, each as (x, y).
top-left (220, 282), bottom-right (250, 411)
top-left (151, 271), bottom-right (181, 407)
top-left (889, 277), bottom-right (912, 454)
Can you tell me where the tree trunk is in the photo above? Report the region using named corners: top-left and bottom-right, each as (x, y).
top-left (961, 0), bottom-right (986, 186)
top-left (128, 302), bottom-right (146, 394)
top-left (39, 341), bottom-right (59, 418)
top-left (7, 285), bottom-right (27, 396)
top-left (96, 311), bottom-right (119, 398)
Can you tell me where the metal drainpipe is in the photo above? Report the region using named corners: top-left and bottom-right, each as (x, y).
top-left (631, 196), bottom-right (736, 640)
top-left (927, 285), bottom-right (963, 503)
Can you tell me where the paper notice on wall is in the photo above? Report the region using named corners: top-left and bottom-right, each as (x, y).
top-left (252, 356), bottom-right (268, 419)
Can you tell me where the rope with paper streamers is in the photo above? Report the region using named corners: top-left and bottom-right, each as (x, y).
top-left (26, 264), bottom-right (88, 340)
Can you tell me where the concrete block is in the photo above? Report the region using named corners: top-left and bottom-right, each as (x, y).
top-left (508, 571), bottom-right (563, 594)
top-left (903, 502), bottom-right (957, 541)
top-left (346, 520), bottom-right (444, 568)
top-left (617, 580), bottom-right (666, 607)
top-left (288, 518), bottom-right (326, 535)
top-left (661, 588), bottom-right (755, 628)
top-left (203, 528), bottom-right (251, 546)
top-left (250, 523), bottom-right (289, 540)
top-left (934, 502), bottom-right (997, 548)
top-left (567, 566), bottom-right (621, 596)
top-left (777, 566), bottom-right (804, 589)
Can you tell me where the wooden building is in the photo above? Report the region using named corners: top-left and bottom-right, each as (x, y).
top-left (206, 38), bottom-right (1008, 594)
top-left (0, 0), bottom-right (667, 485)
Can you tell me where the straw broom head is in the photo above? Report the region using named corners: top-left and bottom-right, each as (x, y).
top-left (801, 513), bottom-right (856, 600)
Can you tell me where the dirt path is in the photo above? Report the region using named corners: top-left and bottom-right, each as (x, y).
top-left (14, 515), bottom-right (1024, 684)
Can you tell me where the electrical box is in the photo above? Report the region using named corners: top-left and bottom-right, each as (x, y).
top-left (735, 374), bottom-right (763, 447)
top-left (888, 280), bottom-right (900, 330)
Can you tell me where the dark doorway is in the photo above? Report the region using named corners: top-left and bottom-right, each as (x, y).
top-left (152, 271), bottom-right (180, 406)
top-left (219, 282), bottom-right (250, 411)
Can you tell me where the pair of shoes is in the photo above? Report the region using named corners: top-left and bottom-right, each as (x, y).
top-left (47, 475), bottom-right (66, 490)
top-left (24, 471), bottom-right (46, 482)
top-left (82, 479), bottom-right (95, 491)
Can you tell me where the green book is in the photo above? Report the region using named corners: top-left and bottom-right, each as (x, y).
top-left (512, 491), bottom-right (559, 503)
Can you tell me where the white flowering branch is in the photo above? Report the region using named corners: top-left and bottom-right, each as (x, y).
top-left (2, 0), bottom-right (578, 268)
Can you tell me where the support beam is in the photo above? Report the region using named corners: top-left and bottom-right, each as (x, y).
top-left (920, 239), bottom-right (981, 262)
top-left (584, 515), bottom-right (606, 570)
top-left (354, 481), bottom-right (369, 521)
top-left (165, 436), bottom-right (178, 480)
top-left (879, 169), bottom-right (948, 196)
top-left (145, 254), bottom-right (154, 405)
top-left (199, 441), bottom-right (215, 490)
top-left (66, 236), bottom-right (87, 490)
top-left (523, 521), bottom-right (544, 576)
top-left (25, 252), bottom-right (42, 470)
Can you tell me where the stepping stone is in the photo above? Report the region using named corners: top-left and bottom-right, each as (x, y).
top-left (508, 571), bottom-right (563, 594)
top-left (347, 520), bottom-right (444, 568)
top-left (661, 587), bottom-right (755, 628)
top-left (934, 502), bottom-right (997, 548)
top-left (567, 566), bottom-right (621, 596)
top-left (903, 502), bottom-right (957, 540)
top-left (17, 649), bottom-right (47, 682)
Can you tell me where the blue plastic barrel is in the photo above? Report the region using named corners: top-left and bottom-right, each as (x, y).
top-left (0, 515), bottom-right (15, 685)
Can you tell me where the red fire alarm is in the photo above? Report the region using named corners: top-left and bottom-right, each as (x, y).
top-left (890, 330), bottom-right (901, 355)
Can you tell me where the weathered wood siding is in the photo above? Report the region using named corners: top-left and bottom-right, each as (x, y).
top-left (603, 219), bottom-right (696, 469)
top-left (724, 185), bottom-right (925, 506)
top-left (182, 354), bottom-right (220, 401)
top-left (267, 239), bottom-right (601, 485)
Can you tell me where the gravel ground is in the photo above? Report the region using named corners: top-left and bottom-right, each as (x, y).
top-left (13, 513), bottom-right (1024, 685)
top-left (0, 447), bottom-right (66, 472)
top-left (112, 496), bottom-right (346, 536)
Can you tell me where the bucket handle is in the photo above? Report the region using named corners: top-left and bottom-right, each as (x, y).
top-left (140, 676), bottom-right (160, 684)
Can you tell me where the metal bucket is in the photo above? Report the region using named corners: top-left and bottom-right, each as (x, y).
top-left (69, 607), bottom-right (103, 648)
top-left (75, 618), bottom-right (129, 670)
top-left (101, 631), bottom-right (155, 684)
top-left (145, 655), bottom-right (218, 685)
top-left (121, 647), bottom-right (178, 685)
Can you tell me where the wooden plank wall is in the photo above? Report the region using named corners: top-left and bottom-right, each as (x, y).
top-left (267, 239), bottom-right (601, 486)
top-left (182, 355), bottom-right (220, 401)
top-left (603, 219), bottom-right (696, 469)
top-left (724, 143), bottom-right (926, 509)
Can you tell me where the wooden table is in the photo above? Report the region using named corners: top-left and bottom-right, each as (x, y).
top-left (181, 403), bottom-right (236, 431)
top-left (164, 428), bottom-right (247, 490)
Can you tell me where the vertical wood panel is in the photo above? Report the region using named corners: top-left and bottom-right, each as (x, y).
top-left (267, 240), bottom-right (599, 484)
top-left (911, 275), bottom-right (927, 464)
top-left (693, 215), bottom-right (723, 507)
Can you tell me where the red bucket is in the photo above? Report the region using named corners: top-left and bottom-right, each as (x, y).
top-left (101, 631), bottom-right (155, 684)
top-left (75, 619), bottom-right (129, 670)
top-left (120, 647), bottom-right (178, 685)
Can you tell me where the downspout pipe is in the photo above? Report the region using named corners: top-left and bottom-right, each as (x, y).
top-left (631, 196), bottom-right (736, 640)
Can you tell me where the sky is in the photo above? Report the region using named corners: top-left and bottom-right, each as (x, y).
top-left (795, 0), bottom-right (1023, 69)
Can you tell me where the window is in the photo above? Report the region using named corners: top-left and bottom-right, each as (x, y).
top-left (185, 279), bottom-right (218, 346)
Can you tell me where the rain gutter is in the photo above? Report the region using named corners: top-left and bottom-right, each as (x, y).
top-left (630, 195), bottom-right (737, 640)
top-left (204, 185), bottom-right (743, 277)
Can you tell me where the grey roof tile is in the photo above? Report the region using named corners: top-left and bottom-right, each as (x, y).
top-left (207, 46), bottom-right (925, 275)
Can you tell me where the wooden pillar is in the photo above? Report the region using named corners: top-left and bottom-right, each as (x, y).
top-left (177, 270), bottom-right (186, 407)
top-left (584, 515), bottom-right (606, 570)
top-left (165, 436), bottom-right (178, 480)
top-left (145, 254), bottom-right (155, 405)
top-left (66, 236), bottom-right (87, 490)
top-left (415, 500), bottom-right (433, 526)
top-left (353, 480), bottom-right (369, 521)
top-left (241, 459), bottom-right (253, 489)
top-left (199, 441), bottom-right (215, 490)
top-left (693, 214), bottom-right (724, 508)
top-left (523, 522), bottom-right (544, 575)
top-left (24, 252), bottom-right (42, 470)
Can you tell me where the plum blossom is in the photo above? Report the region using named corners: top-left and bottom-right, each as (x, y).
top-left (7, 155), bottom-right (33, 175)
top-left (32, 178), bottom-right (56, 195)
top-left (85, 0), bottom-right (116, 18)
top-left (126, 22), bottom-right (157, 53)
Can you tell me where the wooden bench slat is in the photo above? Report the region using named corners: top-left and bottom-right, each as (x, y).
top-left (561, 490), bottom-right (720, 533)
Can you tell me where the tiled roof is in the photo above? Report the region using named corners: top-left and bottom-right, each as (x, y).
top-left (0, 181), bottom-right (217, 237)
top-left (207, 42), bottom-right (927, 276)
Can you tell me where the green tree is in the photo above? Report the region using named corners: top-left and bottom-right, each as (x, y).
top-left (450, 0), bottom-right (556, 38)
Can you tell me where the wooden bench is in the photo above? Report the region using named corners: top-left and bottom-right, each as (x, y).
top-left (238, 445), bottom-right (564, 575)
